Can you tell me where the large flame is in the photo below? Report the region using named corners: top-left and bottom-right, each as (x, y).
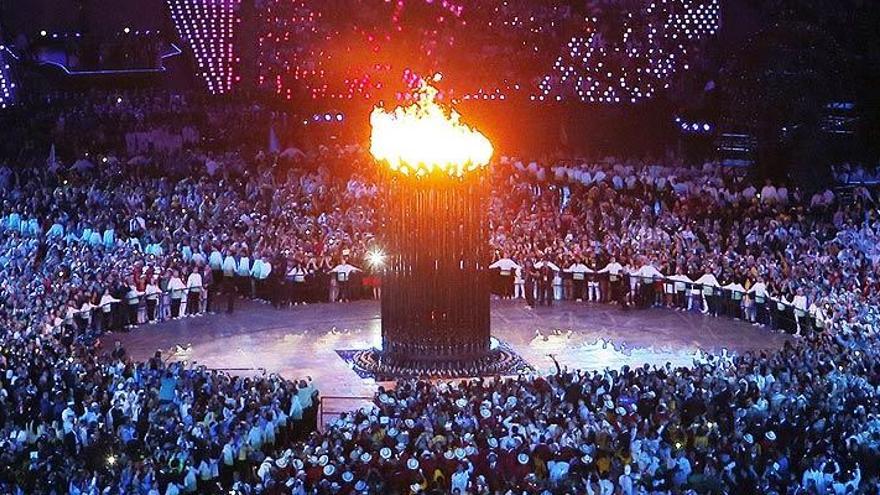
top-left (370, 83), bottom-right (493, 177)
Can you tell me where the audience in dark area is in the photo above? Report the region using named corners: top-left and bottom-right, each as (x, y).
top-left (253, 0), bottom-right (721, 105)
top-left (0, 92), bottom-right (877, 494)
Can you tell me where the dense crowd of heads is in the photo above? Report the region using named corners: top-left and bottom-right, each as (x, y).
top-left (0, 93), bottom-right (879, 493)
top-left (833, 163), bottom-right (880, 186)
top-left (492, 159), bottom-right (879, 334)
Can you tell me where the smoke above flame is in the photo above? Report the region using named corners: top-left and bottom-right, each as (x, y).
top-left (369, 83), bottom-right (493, 177)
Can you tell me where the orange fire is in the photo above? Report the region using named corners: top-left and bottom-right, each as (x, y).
top-left (369, 83), bottom-right (493, 177)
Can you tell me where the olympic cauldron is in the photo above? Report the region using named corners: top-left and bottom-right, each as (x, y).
top-left (365, 83), bottom-right (501, 377)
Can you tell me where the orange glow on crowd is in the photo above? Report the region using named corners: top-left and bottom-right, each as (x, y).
top-left (369, 82), bottom-right (493, 177)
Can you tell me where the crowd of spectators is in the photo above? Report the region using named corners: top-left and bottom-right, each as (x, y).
top-left (0, 91), bottom-right (292, 170)
top-left (487, 158), bottom-right (879, 337)
top-left (0, 153), bottom-right (334, 494)
top-left (833, 163), bottom-right (880, 186)
top-left (0, 92), bottom-right (879, 493)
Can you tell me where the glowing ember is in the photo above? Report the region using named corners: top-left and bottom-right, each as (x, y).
top-left (370, 82), bottom-right (493, 177)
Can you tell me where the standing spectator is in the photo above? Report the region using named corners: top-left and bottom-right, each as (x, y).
top-left (168, 270), bottom-right (186, 318)
top-left (186, 264), bottom-right (203, 315)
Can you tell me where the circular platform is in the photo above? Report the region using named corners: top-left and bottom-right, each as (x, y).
top-left (111, 299), bottom-right (791, 399)
top-left (345, 340), bottom-right (531, 381)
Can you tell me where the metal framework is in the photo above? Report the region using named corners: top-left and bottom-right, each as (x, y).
top-left (379, 167), bottom-right (491, 368)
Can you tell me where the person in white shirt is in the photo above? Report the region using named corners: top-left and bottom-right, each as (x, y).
top-left (125, 279), bottom-right (143, 328)
top-left (99, 289), bottom-right (120, 333)
top-left (145, 276), bottom-right (161, 322)
top-left (598, 258), bottom-right (623, 304)
top-left (287, 262), bottom-right (308, 306)
top-left (79, 299), bottom-right (94, 329)
top-left (760, 181), bottom-right (779, 205)
top-left (186, 265), bottom-right (203, 316)
top-left (777, 185), bottom-right (789, 204)
top-left (63, 301), bottom-right (78, 328)
top-left (587, 267), bottom-right (602, 303)
top-left (167, 271), bottom-right (186, 319)
top-left (514, 266), bottom-right (525, 300)
top-left (567, 260), bottom-right (591, 301)
top-left (237, 254), bottom-right (252, 297)
top-left (489, 257), bottom-right (519, 299)
top-left (330, 260), bottom-right (361, 302)
top-left (553, 269), bottom-right (563, 301)
top-left (792, 288), bottom-right (808, 335)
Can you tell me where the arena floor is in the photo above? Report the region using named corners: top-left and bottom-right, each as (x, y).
top-left (113, 299), bottom-right (790, 408)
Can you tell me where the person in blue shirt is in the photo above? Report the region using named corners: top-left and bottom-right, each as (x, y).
top-left (47, 221), bottom-right (64, 238)
top-left (102, 225), bottom-right (115, 248)
top-left (88, 229), bottom-right (102, 246)
top-left (182, 242), bottom-right (193, 262)
top-left (6, 211), bottom-right (20, 231)
top-left (209, 248), bottom-right (223, 273)
top-left (158, 372), bottom-right (178, 403)
top-left (25, 217), bottom-right (41, 236)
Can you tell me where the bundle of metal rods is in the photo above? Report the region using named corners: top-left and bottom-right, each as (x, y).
top-left (379, 166), bottom-right (491, 366)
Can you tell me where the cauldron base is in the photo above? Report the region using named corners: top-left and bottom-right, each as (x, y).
top-left (346, 342), bottom-right (532, 380)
